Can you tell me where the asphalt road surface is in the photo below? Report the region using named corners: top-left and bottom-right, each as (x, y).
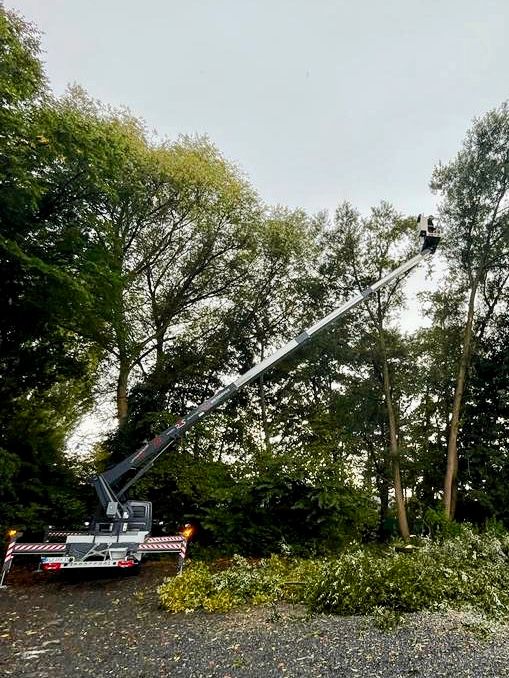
top-left (1, 561), bottom-right (509, 677)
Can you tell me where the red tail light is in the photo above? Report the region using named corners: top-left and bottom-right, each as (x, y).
top-left (117, 560), bottom-right (136, 568)
top-left (41, 562), bottom-right (62, 571)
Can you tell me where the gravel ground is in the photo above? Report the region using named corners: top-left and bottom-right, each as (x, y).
top-left (1, 561), bottom-right (509, 677)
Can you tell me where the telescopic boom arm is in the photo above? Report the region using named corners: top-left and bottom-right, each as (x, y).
top-left (92, 216), bottom-right (440, 510)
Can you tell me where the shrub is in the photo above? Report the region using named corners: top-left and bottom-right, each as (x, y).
top-left (157, 554), bottom-right (324, 613)
top-left (157, 528), bottom-right (509, 619)
top-left (305, 527), bottom-right (509, 618)
top-left (158, 561), bottom-right (215, 613)
top-left (196, 466), bottom-right (378, 556)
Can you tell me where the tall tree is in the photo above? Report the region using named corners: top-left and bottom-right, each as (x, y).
top-left (403, 288), bottom-right (464, 518)
top-left (140, 137), bottom-right (261, 410)
top-left (325, 201), bottom-right (415, 540)
top-left (114, 206), bottom-right (317, 463)
top-left (431, 102), bottom-right (509, 519)
top-left (0, 9), bottom-right (104, 531)
top-left (60, 107), bottom-right (263, 429)
top-left (222, 207), bottom-right (319, 466)
top-left (457, 310), bottom-right (509, 523)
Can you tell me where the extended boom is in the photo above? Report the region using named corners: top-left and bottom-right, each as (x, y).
top-left (93, 214), bottom-right (440, 523)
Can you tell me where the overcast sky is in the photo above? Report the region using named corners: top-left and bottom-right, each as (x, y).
top-left (8, 0), bottom-right (509, 218)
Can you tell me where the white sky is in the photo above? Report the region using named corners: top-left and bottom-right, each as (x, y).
top-left (8, 0), bottom-right (509, 217)
top-left (7, 0), bottom-right (508, 450)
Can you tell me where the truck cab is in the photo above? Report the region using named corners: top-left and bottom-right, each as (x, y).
top-left (92, 500), bottom-right (153, 536)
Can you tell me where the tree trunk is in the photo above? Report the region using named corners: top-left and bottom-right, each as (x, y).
top-left (372, 428), bottom-right (392, 541)
top-left (383, 364), bottom-right (410, 541)
top-left (443, 281), bottom-right (478, 519)
top-left (380, 336), bottom-right (410, 541)
top-left (116, 359), bottom-right (129, 427)
top-left (378, 473), bottom-right (391, 540)
top-left (257, 341), bottom-right (272, 468)
top-left (155, 329), bottom-right (165, 370)
top-left (258, 373), bottom-right (272, 456)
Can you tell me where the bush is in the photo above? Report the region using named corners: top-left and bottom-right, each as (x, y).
top-left (306, 527), bottom-right (509, 618)
top-left (157, 555), bottom-right (318, 613)
top-left (157, 561), bottom-right (216, 613)
top-left (157, 527), bottom-right (509, 620)
top-left (194, 465), bottom-right (378, 556)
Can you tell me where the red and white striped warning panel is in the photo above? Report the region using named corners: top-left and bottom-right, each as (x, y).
top-left (145, 536), bottom-right (185, 544)
top-left (139, 542), bottom-right (184, 552)
top-left (2, 539), bottom-right (16, 575)
top-left (140, 536), bottom-right (187, 558)
top-left (13, 543), bottom-right (66, 554)
top-left (3, 537), bottom-right (186, 565)
top-left (46, 530), bottom-right (86, 539)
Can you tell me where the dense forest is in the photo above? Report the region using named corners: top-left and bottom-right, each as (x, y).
top-left (1, 8), bottom-right (509, 555)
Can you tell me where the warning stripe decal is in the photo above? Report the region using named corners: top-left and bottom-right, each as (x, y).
top-left (139, 543), bottom-right (182, 552)
top-left (13, 543), bottom-right (66, 553)
top-left (2, 540), bottom-right (16, 572)
top-left (9, 538), bottom-right (187, 557)
top-left (47, 530), bottom-right (85, 538)
top-left (145, 536), bottom-right (185, 544)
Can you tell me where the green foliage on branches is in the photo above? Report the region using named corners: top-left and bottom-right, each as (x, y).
top-left (307, 527), bottom-right (509, 617)
top-left (0, 9), bottom-right (101, 533)
top-left (195, 465), bottom-right (378, 556)
top-left (158, 528), bottom-right (509, 620)
top-left (157, 555), bottom-right (317, 613)
top-left (0, 9), bottom-right (43, 105)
